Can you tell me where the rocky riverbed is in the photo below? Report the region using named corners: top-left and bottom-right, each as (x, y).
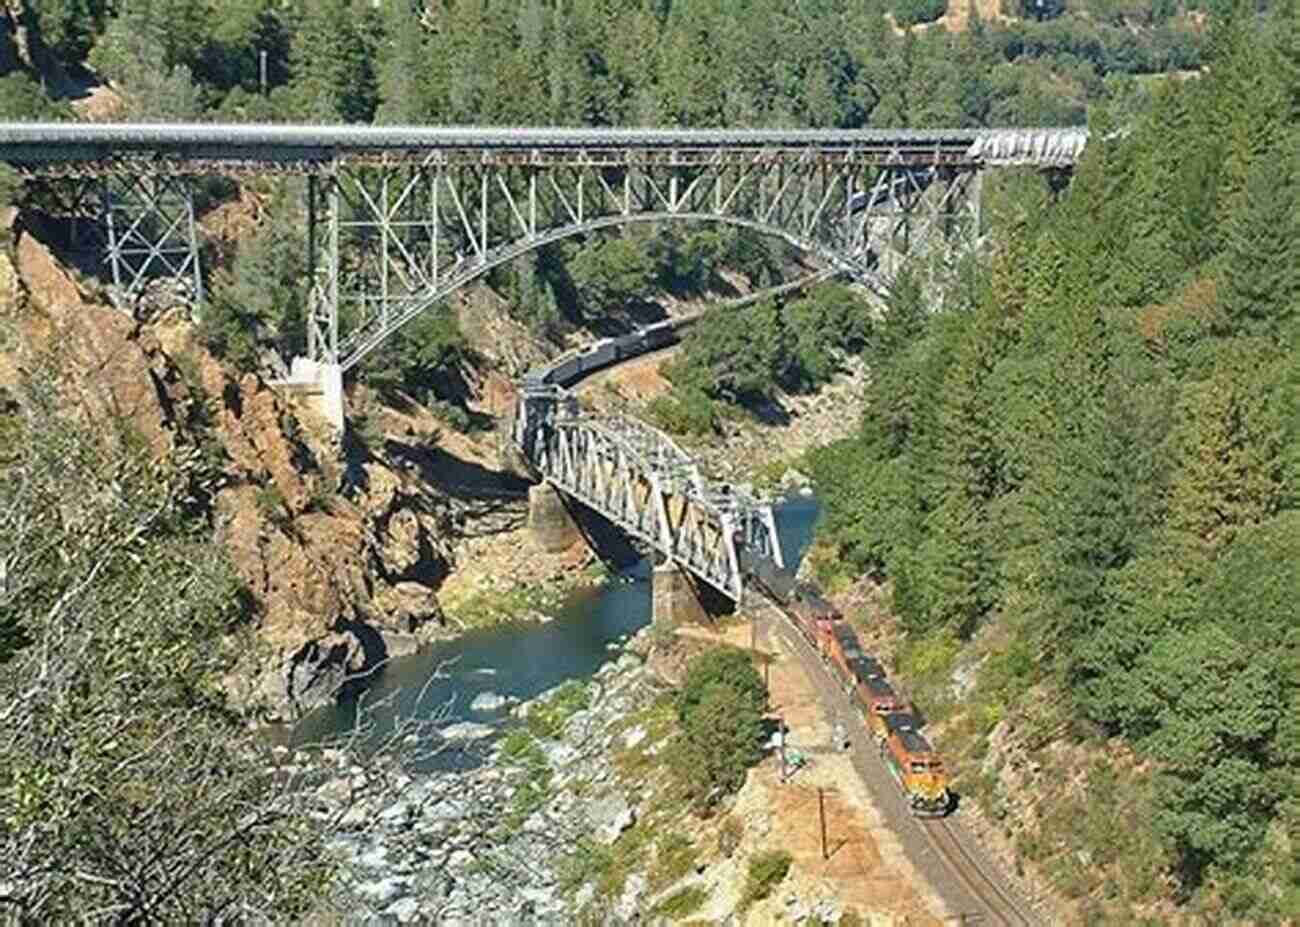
top-left (309, 629), bottom-right (663, 924)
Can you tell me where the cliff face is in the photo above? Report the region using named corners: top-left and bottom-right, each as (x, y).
top-left (0, 216), bottom-right (460, 722)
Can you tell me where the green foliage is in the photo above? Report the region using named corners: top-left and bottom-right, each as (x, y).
top-left (88, 1), bottom-right (205, 120)
top-left (0, 74), bottom-right (75, 122)
top-left (363, 308), bottom-right (473, 405)
top-left (741, 849), bottom-right (793, 908)
top-left (665, 300), bottom-right (785, 402)
top-left (567, 234), bottom-right (657, 310)
top-left (783, 284), bottom-right (872, 391)
top-left (527, 679), bottom-right (591, 740)
top-left (254, 482), bottom-right (288, 520)
top-left (286, 0), bottom-right (380, 122)
top-left (667, 648), bottom-right (766, 808)
top-left (197, 296), bottom-right (261, 373)
top-left (807, 19), bottom-right (1300, 900)
top-left (497, 729), bottom-right (553, 833)
top-left (0, 373), bottom-right (336, 918)
top-left (647, 389), bottom-right (717, 437)
top-left (649, 831), bottom-right (698, 891)
top-left (674, 647), bottom-right (766, 725)
top-left (893, 0), bottom-right (947, 26)
top-left (204, 184), bottom-right (307, 366)
top-left (651, 885), bottom-right (707, 919)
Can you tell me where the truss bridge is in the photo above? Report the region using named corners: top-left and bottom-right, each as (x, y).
top-left (512, 378), bottom-right (782, 605)
top-left (2, 122), bottom-right (1088, 427)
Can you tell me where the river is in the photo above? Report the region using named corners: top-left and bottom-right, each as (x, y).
top-left (284, 494), bottom-right (820, 762)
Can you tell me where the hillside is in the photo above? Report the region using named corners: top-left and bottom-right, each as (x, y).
top-left (805, 8), bottom-right (1300, 921)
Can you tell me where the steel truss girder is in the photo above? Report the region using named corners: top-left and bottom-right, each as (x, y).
top-left (27, 173), bottom-right (204, 310)
top-left (515, 390), bottom-right (782, 602)
top-left (306, 155), bottom-right (984, 370)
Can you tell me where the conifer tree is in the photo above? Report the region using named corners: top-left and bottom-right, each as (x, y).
top-left (1162, 346), bottom-right (1289, 563)
top-left (1216, 147), bottom-right (1300, 341)
top-left (287, 0), bottom-right (379, 123)
top-left (374, 0), bottom-right (429, 124)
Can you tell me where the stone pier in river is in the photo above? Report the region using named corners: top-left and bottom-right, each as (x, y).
top-left (527, 483), bottom-right (580, 552)
top-left (651, 563), bottom-right (708, 626)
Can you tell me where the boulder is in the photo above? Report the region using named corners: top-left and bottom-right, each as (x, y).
top-left (385, 897), bottom-right (422, 923)
top-left (621, 724), bottom-right (648, 750)
top-left (470, 691), bottom-right (508, 713)
top-left (586, 793), bottom-right (635, 845)
top-left (441, 721), bottom-right (496, 741)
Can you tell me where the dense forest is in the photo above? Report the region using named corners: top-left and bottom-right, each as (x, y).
top-left (4, 0), bottom-right (1215, 130)
top-left (805, 6), bottom-right (1300, 920)
top-left (2, 0), bottom-right (1298, 921)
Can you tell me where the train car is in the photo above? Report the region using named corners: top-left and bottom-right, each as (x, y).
top-left (581, 338), bottom-right (619, 373)
top-left (740, 550), bottom-right (798, 605)
top-left (545, 353), bottom-right (583, 388)
top-left (857, 675), bottom-right (905, 743)
top-left (880, 713), bottom-right (949, 817)
top-left (824, 621), bottom-right (863, 686)
top-left (610, 332), bottom-right (642, 361)
top-left (641, 319), bottom-right (677, 350)
top-left (789, 583), bottom-right (838, 649)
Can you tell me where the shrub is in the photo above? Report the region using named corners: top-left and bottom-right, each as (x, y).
top-left (667, 681), bottom-right (765, 808)
top-left (652, 886), bottom-right (707, 919)
top-left (741, 849), bottom-right (793, 908)
top-left (718, 815), bottom-right (744, 858)
top-left (651, 831), bottom-right (698, 889)
top-left (527, 679), bottom-right (591, 739)
top-left (254, 484), bottom-right (291, 529)
top-left (428, 398), bottom-right (472, 433)
top-left (675, 648), bottom-right (766, 725)
top-left (647, 390), bottom-right (716, 437)
top-left (497, 730), bottom-right (553, 833)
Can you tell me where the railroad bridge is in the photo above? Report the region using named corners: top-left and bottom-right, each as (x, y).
top-left (1, 122), bottom-right (1086, 609)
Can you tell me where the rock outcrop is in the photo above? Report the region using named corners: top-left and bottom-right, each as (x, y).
top-left (1, 217), bottom-right (456, 722)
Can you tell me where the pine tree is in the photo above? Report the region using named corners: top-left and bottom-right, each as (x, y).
top-left (374, 0), bottom-right (429, 124)
top-left (1216, 146), bottom-right (1300, 341)
top-left (1162, 345), bottom-right (1289, 564)
top-left (287, 0), bottom-right (379, 123)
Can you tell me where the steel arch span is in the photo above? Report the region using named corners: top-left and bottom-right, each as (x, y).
top-left (2, 122), bottom-right (1087, 373)
top-left (306, 155), bottom-right (982, 371)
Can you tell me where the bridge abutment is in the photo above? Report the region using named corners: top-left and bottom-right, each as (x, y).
top-left (528, 483), bottom-right (581, 552)
top-left (273, 358), bottom-right (344, 432)
top-left (652, 563), bottom-right (708, 627)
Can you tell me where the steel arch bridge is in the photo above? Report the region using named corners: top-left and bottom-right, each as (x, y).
top-left (0, 123), bottom-right (1087, 377)
top-left (513, 384), bottom-right (782, 602)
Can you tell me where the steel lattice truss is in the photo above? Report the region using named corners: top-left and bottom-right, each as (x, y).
top-left (305, 155), bottom-right (982, 370)
top-left (3, 123), bottom-right (1087, 359)
top-left (513, 386), bottom-right (782, 601)
top-left (26, 174), bottom-right (203, 310)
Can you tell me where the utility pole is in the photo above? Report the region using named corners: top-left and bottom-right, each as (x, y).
top-left (818, 786), bottom-right (828, 860)
top-left (260, 50), bottom-right (268, 96)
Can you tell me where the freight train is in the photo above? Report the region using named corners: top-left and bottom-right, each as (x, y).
top-left (741, 549), bottom-right (950, 817)
top-left (522, 314), bottom-right (949, 815)
top-left (523, 319), bottom-right (678, 391)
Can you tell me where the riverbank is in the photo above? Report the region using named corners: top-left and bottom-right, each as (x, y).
top-left (305, 605), bottom-right (953, 924)
top-left (436, 526), bottom-right (609, 630)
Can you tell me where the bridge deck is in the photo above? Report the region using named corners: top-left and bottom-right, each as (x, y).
top-left (0, 123), bottom-right (1087, 172)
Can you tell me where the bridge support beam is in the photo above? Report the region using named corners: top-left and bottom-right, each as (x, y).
top-left (528, 483), bottom-right (581, 552)
top-left (652, 563), bottom-right (708, 627)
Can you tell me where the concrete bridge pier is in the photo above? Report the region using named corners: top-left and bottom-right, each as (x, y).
top-left (528, 483), bottom-right (581, 552)
top-left (273, 357), bottom-right (344, 432)
top-left (652, 563), bottom-right (708, 627)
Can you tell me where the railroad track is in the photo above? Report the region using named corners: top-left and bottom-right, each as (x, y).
top-left (920, 817), bottom-right (1036, 926)
top-left (758, 603), bottom-right (1042, 927)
